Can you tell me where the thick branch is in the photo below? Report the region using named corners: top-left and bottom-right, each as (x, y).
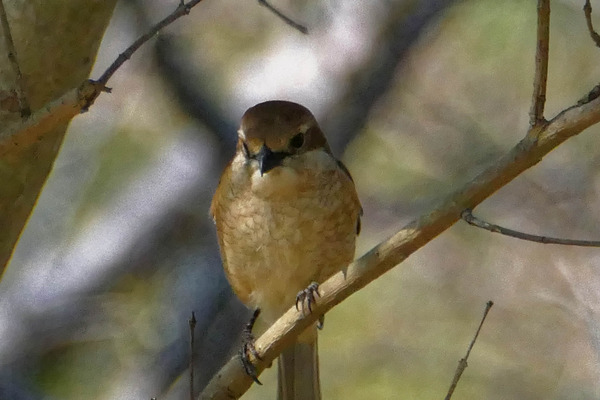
top-left (0, 80), bottom-right (102, 158)
top-left (529, 0), bottom-right (550, 127)
top-left (199, 94), bottom-right (600, 399)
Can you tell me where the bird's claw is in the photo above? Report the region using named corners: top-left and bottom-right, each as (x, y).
top-left (295, 282), bottom-right (320, 314)
top-left (240, 308), bottom-right (262, 385)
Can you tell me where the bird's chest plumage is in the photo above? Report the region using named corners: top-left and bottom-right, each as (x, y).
top-left (215, 156), bottom-right (358, 322)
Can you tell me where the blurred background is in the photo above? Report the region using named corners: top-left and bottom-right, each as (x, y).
top-left (1, 0), bottom-right (600, 398)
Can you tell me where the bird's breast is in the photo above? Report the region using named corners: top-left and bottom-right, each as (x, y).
top-left (216, 156), bottom-right (359, 322)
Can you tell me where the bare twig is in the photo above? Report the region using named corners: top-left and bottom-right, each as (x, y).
top-left (199, 92), bottom-right (600, 399)
top-left (461, 209), bottom-right (600, 247)
top-left (444, 301), bottom-right (494, 400)
top-left (189, 311), bottom-right (197, 400)
top-left (0, 0), bottom-right (31, 117)
top-left (529, 0), bottom-right (550, 127)
top-left (584, 0), bottom-right (600, 47)
top-left (258, 0), bottom-right (308, 34)
top-left (96, 0), bottom-right (204, 86)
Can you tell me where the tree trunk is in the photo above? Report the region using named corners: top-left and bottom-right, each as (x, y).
top-left (0, 0), bottom-right (117, 274)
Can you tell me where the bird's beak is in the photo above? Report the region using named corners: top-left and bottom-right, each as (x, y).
top-left (257, 145), bottom-right (288, 176)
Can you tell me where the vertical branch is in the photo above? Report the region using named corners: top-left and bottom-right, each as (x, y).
top-left (584, 0), bottom-right (600, 47)
top-left (189, 312), bottom-right (197, 400)
top-left (529, 0), bottom-right (550, 128)
top-left (0, 0), bottom-right (31, 117)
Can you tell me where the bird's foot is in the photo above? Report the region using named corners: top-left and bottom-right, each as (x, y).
top-left (295, 282), bottom-right (320, 314)
top-left (240, 308), bottom-right (262, 385)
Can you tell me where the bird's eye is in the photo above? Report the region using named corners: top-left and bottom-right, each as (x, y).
top-left (242, 141), bottom-right (250, 157)
top-left (289, 132), bottom-right (304, 149)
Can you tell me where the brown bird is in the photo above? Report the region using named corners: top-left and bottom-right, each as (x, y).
top-left (210, 100), bottom-right (361, 399)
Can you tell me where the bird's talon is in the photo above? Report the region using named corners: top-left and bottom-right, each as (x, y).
top-left (240, 308), bottom-right (262, 385)
top-left (295, 282), bottom-right (320, 315)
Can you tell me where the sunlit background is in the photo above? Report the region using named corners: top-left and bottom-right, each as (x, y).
top-left (1, 0), bottom-right (600, 399)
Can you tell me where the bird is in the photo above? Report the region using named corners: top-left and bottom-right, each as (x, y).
top-left (210, 100), bottom-right (362, 399)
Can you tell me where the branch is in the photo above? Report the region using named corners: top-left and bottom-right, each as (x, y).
top-left (462, 209), bottom-right (600, 247)
top-left (444, 301), bottom-right (493, 400)
top-left (257, 0), bottom-right (308, 34)
top-left (189, 312), bottom-right (197, 400)
top-left (529, 0), bottom-right (550, 127)
top-left (0, 0), bottom-right (30, 117)
top-left (97, 0), bottom-right (204, 85)
top-left (584, 0), bottom-right (600, 48)
top-left (199, 93), bottom-right (600, 399)
top-left (325, 0), bottom-right (456, 153)
top-left (0, 80), bottom-right (103, 158)
top-left (0, 0), bottom-right (206, 155)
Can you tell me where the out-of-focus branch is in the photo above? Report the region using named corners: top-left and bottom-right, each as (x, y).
top-left (325, 0), bottom-right (457, 153)
top-left (529, 0), bottom-right (550, 127)
top-left (462, 209), bottom-right (600, 247)
top-left (444, 301), bottom-right (494, 400)
top-left (153, 35), bottom-right (237, 158)
top-left (199, 90), bottom-right (600, 399)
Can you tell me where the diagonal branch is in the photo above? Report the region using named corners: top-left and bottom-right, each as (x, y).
top-left (529, 0), bottom-right (550, 127)
top-left (444, 301), bottom-right (494, 400)
top-left (97, 0), bottom-right (205, 86)
top-left (462, 209), bottom-right (600, 247)
top-left (257, 0), bottom-right (308, 34)
top-left (199, 92), bottom-right (600, 399)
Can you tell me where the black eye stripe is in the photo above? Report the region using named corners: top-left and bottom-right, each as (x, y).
top-left (289, 132), bottom-right (304, 149)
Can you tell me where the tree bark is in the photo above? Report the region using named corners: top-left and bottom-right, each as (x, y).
top-left (0, 0), bottom-right (117, 274)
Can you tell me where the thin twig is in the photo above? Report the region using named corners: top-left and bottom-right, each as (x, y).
top-left (0, 0), bottom-right (31, 117)
top-left (529, 0), bottom-right (550, 127)
top-left (189, 311), bottom-right (197, 400)
top-left (96, 0), bottom-right (205, 86)
top-left (199, 92), bottom-right (600, 400)
top-left (461, 209), bottom-right (600, 247)
top-left (444, 301), bottom-right (494, 400)
top-left (584, 0), bottom-right (600, 47)
top-left (258, 0), bottom-right (308, 34)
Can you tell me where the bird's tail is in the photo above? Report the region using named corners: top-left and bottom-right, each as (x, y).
top-left (277, 330), bottom-right (321, 400)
